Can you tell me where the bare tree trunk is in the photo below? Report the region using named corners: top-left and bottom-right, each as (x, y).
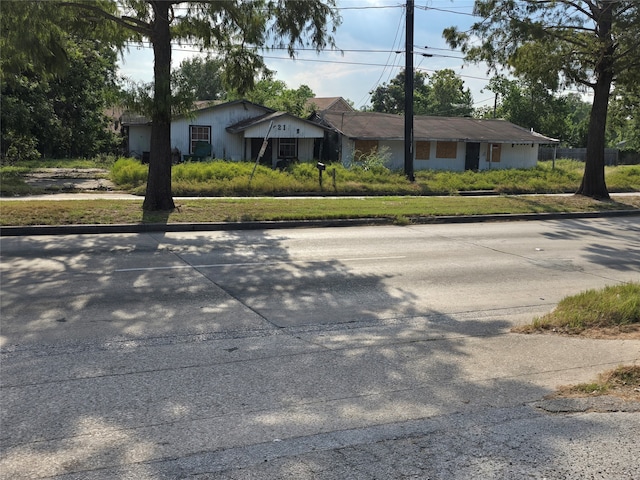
top-left (576, 0), bottom-right (614, 200)
top-left (577, 74), bottom-right (612, 200)
top-left (143, 1), bottom-right (175, 211)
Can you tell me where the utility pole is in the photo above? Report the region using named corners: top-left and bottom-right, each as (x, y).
top-left (404, 0), bottom-right (415, 181)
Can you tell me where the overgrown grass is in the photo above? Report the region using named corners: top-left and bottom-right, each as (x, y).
top-left (107, 158), bottom-right (640, 197)
top-left (515, 283), bottom-right (640, 335)
top-left (0, 166), bottom-right (33, 195)
top-left (2, 157), bottom-right (639, 197)
top-left (2, 195), bottom-right (639, 226)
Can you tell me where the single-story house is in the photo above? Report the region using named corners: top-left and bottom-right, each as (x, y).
top-left (312, 110), bottom-right (559, 171)
top-left (121, 99), bottom-right (327, 166)
top-left (121, 96), bottom-right (558, 171)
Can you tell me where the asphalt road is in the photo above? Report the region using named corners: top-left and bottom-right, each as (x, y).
top-left (1, 217), bottom-right (639, 479)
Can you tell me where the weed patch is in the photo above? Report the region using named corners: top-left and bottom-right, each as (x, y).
top-left (553, 365), bottom-right (640, 400)
top-left (514, 282), bottom-right (640, 337)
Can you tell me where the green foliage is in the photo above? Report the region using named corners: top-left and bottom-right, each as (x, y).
top-left (481, 76), bottom-right (592, 146)
top-left (173, 56), bottom-right (226, 101)
top-left (0, 0), bottom-right (126, 81)
top-left (230, 77), bottom-right (316, 116)
top-left (444, 1), bottom-right (639, 92)
top-left (425, 69), bottom-right (473, 117)
top-left (351, 146), bottom-right (392, 175)
top-left (1, 38), bottom-right (121, 160)
top-left (607, 82), bottom-right (640, 151)
top-left (111, 158), bottom-right (148, 188)
top-left (1, 131), bottom-right (41, 164)
top-left (605, 165), bottom-right (640, 192)
top-left (370, 69), bottom-right (473, 116)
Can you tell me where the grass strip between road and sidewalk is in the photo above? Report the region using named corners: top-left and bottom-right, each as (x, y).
top-left (1, 194), bottom-right (639, 226)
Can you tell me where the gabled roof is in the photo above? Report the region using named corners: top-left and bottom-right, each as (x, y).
top-left (306, 97), bottom-right (354, 113)
top-left (320, 111), bottom-right (559, 144)
top-left (226, 111), bottom-right (329, 134)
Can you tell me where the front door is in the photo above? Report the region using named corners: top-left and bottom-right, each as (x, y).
top-left (465, 142), bottom-right (480, 170)
top-left (251, 138), bottom-right (273, 166)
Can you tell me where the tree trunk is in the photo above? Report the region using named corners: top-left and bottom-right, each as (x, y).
top-left (577, 71), bottom-right (613, 200)
top-left (143, 1), bottom-right (175, 211)
top-left (576, 1), bottom-right (614, 200)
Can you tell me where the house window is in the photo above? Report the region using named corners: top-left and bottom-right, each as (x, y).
top-left (487, 143), bottom-right (502, 162)
top-left (416, 141), bottom-right (431, 160)
top-left (190, 125), bottom-right (211, 153)
top-left (436, 141), bottom-right (457, 159)
top-left (354, 140), bottom-right (378, 160)
top-left (278, 138), bottom-right (297, 158)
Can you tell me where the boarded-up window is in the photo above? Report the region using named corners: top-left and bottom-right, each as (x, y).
top-left (487, 143), bottom-right (502, 162)
top-left (436, 141), bottom-right (457, 159)
top-left (416, 141), bottom-right (431, 160)
top-left (354, 140), bottom-right (378, 160)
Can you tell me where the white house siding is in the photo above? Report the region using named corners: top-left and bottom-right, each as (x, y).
top-left (127, 125), bottom-right (151, 156)
top-left (480, 143), bottom-right (538, 170)
top-left (341, 139), bottom-right (539, 172)
top-left (170, 103), bottom-right (269, 160)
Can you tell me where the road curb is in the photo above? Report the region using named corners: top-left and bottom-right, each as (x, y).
top-left (1, 210), bottom-right (638, 237)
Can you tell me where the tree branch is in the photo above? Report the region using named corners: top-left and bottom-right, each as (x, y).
top-left (59, 1), bottom-right (151, 36)
top-left (532, 0), bottom-right (594, 20)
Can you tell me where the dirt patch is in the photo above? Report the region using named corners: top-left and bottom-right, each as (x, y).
top-left (23, 168), bottom-right (116, 192)
top-left (574, 325), bottom-right (640, 340)
top-left (513, 324), bottom-right (640, 340)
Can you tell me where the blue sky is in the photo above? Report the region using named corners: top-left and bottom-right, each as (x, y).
top-left (117, 1), bottom-right (498, 110)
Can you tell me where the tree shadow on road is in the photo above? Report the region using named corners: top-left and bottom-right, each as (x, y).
top-left (539, 217), bottom-right (640, 272)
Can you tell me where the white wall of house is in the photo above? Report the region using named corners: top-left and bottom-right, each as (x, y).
top-left (127, 125), bottom-right (151, 157)
top-left (479, 143), bottom-right (539, 170)
top-left (170, 103), bottom-right (269, 160)
top-left (242, 117), bottom-right (326, 140)
top-left (340, 138), bottom-right (539, 172)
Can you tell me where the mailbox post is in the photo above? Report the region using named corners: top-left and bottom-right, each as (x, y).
top-left (316, 162), bottom-right (326, 190)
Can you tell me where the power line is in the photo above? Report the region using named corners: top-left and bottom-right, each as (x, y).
top-left (415, 5), bottom-right (477, 17)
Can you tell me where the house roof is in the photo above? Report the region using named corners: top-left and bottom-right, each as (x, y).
top-left (226, 111), bottom-right (329, 134)
top-left (320, 111), bottom-right (559, 144)
top-left (306, 97), bottom-right (354, 113)
top-left (120, 99), bottom-right (274, 126)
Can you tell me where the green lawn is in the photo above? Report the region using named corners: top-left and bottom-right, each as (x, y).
top-left (1, 194), bottom-right (639, 226)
